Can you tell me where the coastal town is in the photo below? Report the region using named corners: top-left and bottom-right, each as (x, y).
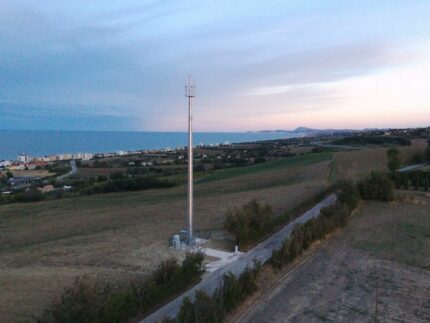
top-left (1, 127), bottom-right (428, 204)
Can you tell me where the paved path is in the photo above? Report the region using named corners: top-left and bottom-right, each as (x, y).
top-left (142, 194), bottom-right (336, 322)
top-left (57, 160), bottom-right (77, 180)
top-left (398, 163), bottom-right (428, 173)
top-left (204, 248), bottom-right (243, 272)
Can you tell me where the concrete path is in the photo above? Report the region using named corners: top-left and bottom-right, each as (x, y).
top-left (142, 194), bottom-right (337, 322)
top-left (204, 248), bottom-right (243, 272)
top-left (57, 160), bottom-right (77, 180)
top-left (398, 163), bottom-right (428, 173)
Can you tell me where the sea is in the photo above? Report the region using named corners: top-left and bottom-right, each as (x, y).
top-left (0, 130), bottom-right (304, 161)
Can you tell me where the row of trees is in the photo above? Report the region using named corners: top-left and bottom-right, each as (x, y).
top-left (270, 182), bottom-right (360, 269)
top-left (39, 252), bottom-right (204, 323)
top-left (223, 185), bottom-right (343, 250)
top-left (80, 176), bottom-right (176, 195)
top-left (166, 263), bottom-right (262, 323)
top-left (426, 139), bottom-right (430, 163)
top-left (271, 174), bottom-right (394, 269)
top-left (394, 171), bottom-right (430, 192)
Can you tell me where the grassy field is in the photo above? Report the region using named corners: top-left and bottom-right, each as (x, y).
top-left (75, 167), bottom-right (127, 179)
top-left (11, 170), bottom-right (52, 178)
top-left (197, 152), bottom-right (332, 184)
top-left (1, 143), bottom-right (427, 322)
top-left (331, 139), bottom-right (427, 181)
top-left (0, 152), bottom-right (333, 322)
top-left (236, 192), bottom-right (430, 322)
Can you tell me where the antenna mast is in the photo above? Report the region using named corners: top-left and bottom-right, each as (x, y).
top-left (185, 76), bottom-right (195, 244)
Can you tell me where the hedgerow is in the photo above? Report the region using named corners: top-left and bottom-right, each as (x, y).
top-left (172, 263), bottom-right (262, 323)
top-left (38, 252), bottom-right (204, 323)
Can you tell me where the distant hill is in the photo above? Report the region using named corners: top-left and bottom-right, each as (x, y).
top-left (250, 127), bottom-right (360, 135)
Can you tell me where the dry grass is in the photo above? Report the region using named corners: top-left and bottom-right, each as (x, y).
top-left (11, 170), bottom-right (52, 178)
top-left (0, 154), bottom-right (332, 322)
top-left (236, 194), bottom-right (430, 322)
top-left (332, 139), bottom-right (427, 181)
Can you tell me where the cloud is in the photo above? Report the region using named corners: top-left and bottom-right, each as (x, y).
top-left (0, 1), bottom-right (429, 131)
top-left (0, 102), bottom-right (136, 131)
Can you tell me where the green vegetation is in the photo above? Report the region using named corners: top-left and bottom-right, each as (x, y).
top-left (38, 252), bottom-right (204, 323)
top-left (271, 185), bottom-right (338, 228)
top-left (332, 135), bottom-right (411, 146)
top-left (426, 139), bottom-right (430, 163)
top-left (271, 183), bottom-right (360, 269)
top-left (80, 176), bottom-right (176, 195)
top-left (197, 152), bottom-right (332, 184)
top-left (173, 264), bottom-right (261, 323)
top-left (15, 187), bottom-right (46, 203)
top-left (387, 147), bottom-right (402, 172)
top-left (223, 185), bottom-right (340, 250)
top-left (357, 172), bottom-right (395, 201)
top-left (45, 162), bottom-right (72, 176)
top-left (223, 200), bottom-right (273, 248)
top-left (397, 171), bottom-right (430, 192)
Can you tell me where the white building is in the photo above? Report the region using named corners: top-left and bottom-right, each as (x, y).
top-left (17, 153), bottom-right (31, 163)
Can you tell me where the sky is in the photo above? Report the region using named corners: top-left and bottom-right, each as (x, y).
top-left (0, 0), bottom-right (429, 132)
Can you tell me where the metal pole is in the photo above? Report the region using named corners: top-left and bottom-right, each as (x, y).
top-left (187, 76), bottom-right (194, 244)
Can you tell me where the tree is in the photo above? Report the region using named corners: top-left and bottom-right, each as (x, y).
top-left (387, 148), bottom-right (401, 172)
top-left (193, 290), bottom-right (218, 323)
top-left (177, 297), bottom-right (195, 323)
top-left (223, 200), bottom-right (273, 248)
top-left (426, 139), bottom-right (430, 163)
top-left (6, 170), bottom-right (13, 179)
top-left (357, 172), bottom-right (395, 201)
top-left (337, 181), bottom-right (361, 211)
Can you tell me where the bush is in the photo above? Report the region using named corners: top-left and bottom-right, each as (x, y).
top-left (270, 184), bottom-right (360, 270)
top-left (387, 148), bottom-right (402, 172)
top-left (175, 264), bottom-right (262, 323)
top-left (193, 290), bottom-right (218, 323)
top-left (15, 188), bottom-right (46, 203)
top-left (177, 297), bottom-right (195, 323)
top-left (97, 175), bottom-right (108, 182)
top-left (337, 181), bottom-right (361, 211)
top-left (223, 200), bottom-right (273, 248)
top-left (426, 140), bottom-right (430, 163)
top-left (357, 172), bottom-right (395, 201)
top-left (39, 252), bottom-right (204, 323)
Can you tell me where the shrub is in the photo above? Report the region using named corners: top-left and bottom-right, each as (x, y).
top-left (194, 290), bottom-right (218, 323)
top-left (426, 139), bottom-right (430, 163)
top-left (177, 297), bottom-right (195, 323)
top-left (175, 264), bottom-right (262, 323)
top-left (39, 252), bottom-right (204, 323)
top-left (337, 181), bottom-right (361, 211)
top-left (15, 188), bottom-right (46, 203)
top-left (387, 148), bottom-right (402, 172)
top-left (412, 154), bottom-right (423, 164)
top-left (223, 200), bottom-right (273, 248)
top-left (97, 175), bottom-right (107, 182)
top-left (357, 172), bottom-right (395, 201)
top-left (270, 184), bottom-right (359, 270)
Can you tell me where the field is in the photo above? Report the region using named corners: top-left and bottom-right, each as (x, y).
top-left (331, 138), bottom-right (427, 181)
top-left (1, 140), bottom-right (427, 322)
top-left (0, 153), bottom-right (333, 322)
top-left (236, 193), bottom-right (430, 322)
top-left (75, 167), bottom-right (127, 179)
top-left (11, 170), bottom-right (52, 178)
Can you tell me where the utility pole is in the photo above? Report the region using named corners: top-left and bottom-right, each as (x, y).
top-left (185, 76), bottom-right (195, 244)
